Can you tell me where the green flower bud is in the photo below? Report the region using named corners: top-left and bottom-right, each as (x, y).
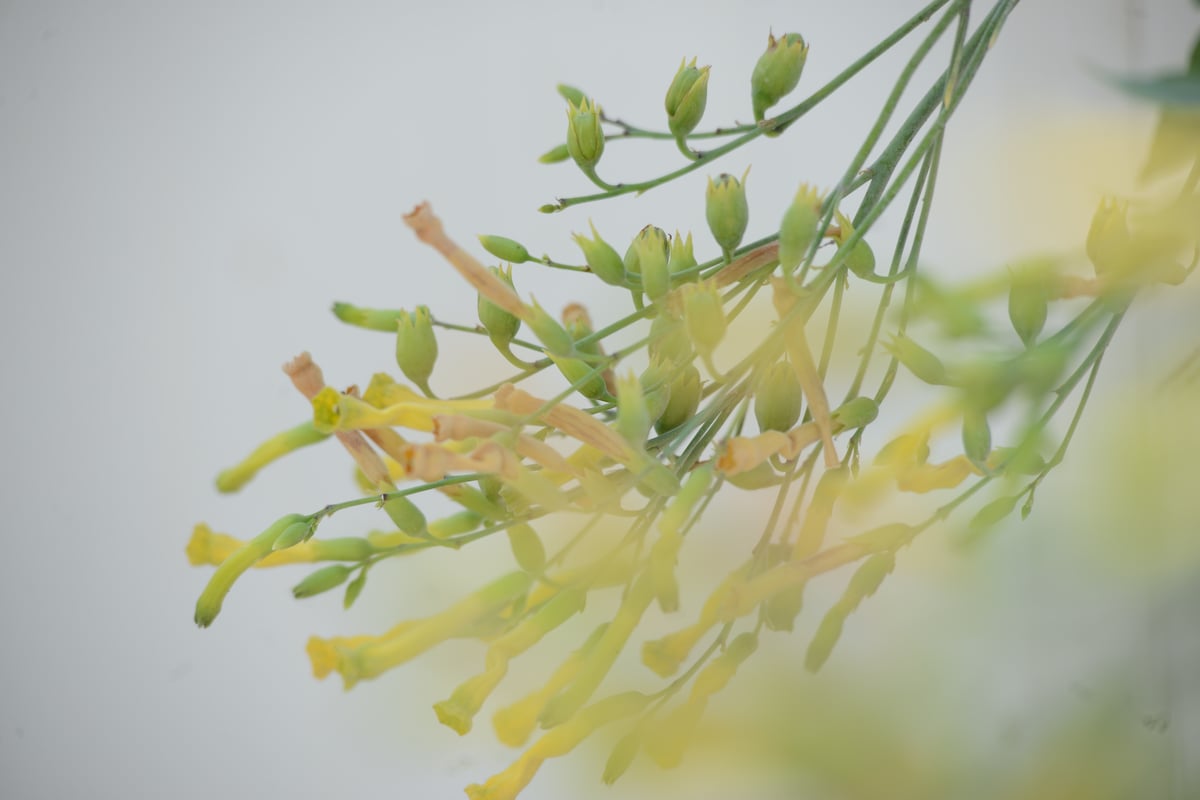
top-left (831, 396), bottom-right (879, 431)
top-left (383, 494), bottom-right (427, 536)
top-left (395, 305), bottom-right (438, 394)
top-left (292, 564), bottom-right (355, 599)
top-left (477, 264), bottom-right (521, 349)
top-left (538, 143), bottom-right (571, 164)
top-left (640, 360), bottom-right (672, 427)
top-left (705, 170), bottom-right (750, 258)
top-left (681, 281), bottom-right (726, 356)
top-left (751, 32), bottom-right (809, 125)
top-left (572, 221), bottom-right (627, 286)
top-left (557, 83), bottom-right (587, 107)
top-left (331, 302), bottom-right (403, 332)
top-left (778, 184), bottom-right (822, 273)
top-left (965, 494), bottom-right (1020, 542)
top-left (664, 57), bottom-right (710, 138)
top-left (525, 298), bottom-right (575, 357)
top-left (655, 364), bottom-right (702, 434)
top-left (633, 225), bottom-right (671, 302)
top-left (562, 303), bottom-right (600, 356)
top-left (194, 513), bottom-right (308, 627)
top-left (754, 360), bottom-right (803, 432)
top-left (961, 408), bottom-right (992, 466)
top-left (1085, 197), bottom-right (1133, 276)
top-left (566, 97), bottom-right (605, 171)
top-left (649, 313), bottom-right (693, 364)
top-left (343, 569), bottom-right (367, 609)
top-left (477, 234), bottom-right (531, 264)
top-left (667, 230), bottom-right (698, 281)
top-left (271, 517), bottom-right (316, 551)
top-left (1008, 268), bottom-right (1049, 348)
top-left (956, 359), bottom-right (1017, 412)
top-left (882, 333), bottom-right (947, 385)
top-left (1018, 341), bottom-right (1070, 395)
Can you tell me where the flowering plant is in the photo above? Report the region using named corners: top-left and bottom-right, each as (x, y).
top-left (188, 2), bottom-right (1199, 796)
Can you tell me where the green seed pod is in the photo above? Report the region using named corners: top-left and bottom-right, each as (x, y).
top-left (961, 408), bottom-right (992, 466)
top-left (477, 234), bottom-right (531, 264)
top-left (664, 57), bottom-right (710, 138)
top-left (667, 230), bottom-right (698, 281)
top-left (778, 184), bottom-right (822, 273)
top-left (383, 494), bottom-right (427, 536)
top-left (705, 171), bottom-right (750, 259)
top-left (573, 221), bottom-right (627, 286)
top-left (525, 298), bottom-right (575, 357)
top-left (566, 97), bottom-right (605, 171)
top-left (754, 360), bottom-right (803, 432)
top-left (292, 564), bottom-right (355, 599)
top-left (633, 225), bottom-right (671, 302)
top-left (681, 281), bottom-right (727, 356)
top-left (271, 517), bottom-right (316, 551)
top-left (477, 264), bottom-right (521, 349)
top-left (655, 364), bottom-right (702, 434)
top-left (751, 32), bottom-right (809, 125)
top-left (831, 396), bottom-right (879, 431)
top-left (882, 334), bottom-right (947, 385)
top-left (649, 313), bottom-right (693, 364)
top-left (538, 143), bottom-right (571, 164)
top-left (507, 523), bottom-right (546, 573)
top-left (556, 83), bottom-right (587, 107)
top-left (343, 569), bottom-right (367, 609)
top-left (1008, 271), bottom-right (1049, 347)
top-left (395, 306), bottom-right (438, 394)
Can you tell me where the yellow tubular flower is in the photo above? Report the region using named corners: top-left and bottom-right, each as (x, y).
top-left (312, 386), bottom-right (495, 435)
top-left (896, 456), bottom-right (977, 493)
top-left (771, 278), bottom-right (838, 467)
top-left (188, 523), bottom-right (374, 567)
top-left (641, 560), bottom-right (753, 677)
top-left (215, 421), bottom-right (329, 493)
top-left (193, 514), bottom-right (307, 627)
top-left (309, 571), bottom-right (532, 690)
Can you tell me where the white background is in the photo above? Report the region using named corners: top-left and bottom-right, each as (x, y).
top-left (3, 1), bottom-right (1199, 798)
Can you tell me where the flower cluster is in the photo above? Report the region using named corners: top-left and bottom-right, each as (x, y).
top-left (189, 3), bottom-right (1198, 797)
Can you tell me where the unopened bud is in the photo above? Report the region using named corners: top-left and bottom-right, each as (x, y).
top-left (833, 212), bottom-right (876, 279)
top-left (668, 230), bottom-right (698, 280)
top-left (525, 298), bottom-right (575, 357)
top-left (573, 221), bottom-right (626, 286)
top-left (1008, 268), bottom-right (1049, 347)
top-left (633, 225), bottom-right (671, 302)
top-left (383, 494), bottom-right (427, 536)
top-left (681, 281), bottom-right (726, 356)
top-left (751, 32), bottom-right (809, 125)
top-left (649, 313), bottom-right (693, 364)
top-left (754, 360), bottom-right (802, 432)
top-left (477, 234), bottom-right (531, 264)
top-left (1085, 197), bottom-right (1133, 276)
top-left (961, 408), bottom-right (992, 466)
top-left (292, 564), bottom-right (355, 599)
top-left (557, 83), bottom-right (587, 107)
top-left (882, 334), bottom-right (947, 385)
top-left (395, 306), bottom-right (438, 394)
top-left (831, 396), bottom-right (879, 431)
top-left (272, 517), bottom-right (317, 551)
top-left (615, 371), bottom-right (652, 446)
top-left (538, 143), bottom-right (571, 164)
top-left (665, 58), bottom-right (710, 138)
top-left (706, 170), bottom-right (750, 258)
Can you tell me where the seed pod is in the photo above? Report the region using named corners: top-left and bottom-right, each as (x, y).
top-left (633, 225), bottom-right (671, 302)
top-left (882, 334), bottom-right (947, 385)
top-left (573, 221), bottom-right (626, 286)
top-left (292, 564), bottom-right (355, 599)
top-left (649, 313), bottom-right (693, 364)
top-left (655, 364), bottom-right (702, 434)
top-left (664, 57), bottom-right (710, 138)
top-left (706, 171), bottom-right (750, 259)
top-left (667, 231), bottom-right (698, 281)
top-left (395, 306), bottom-right (438, 394)
top-left (778, 184), bottom-right (822, 273)
top-left (681, 281), bottom-right (727, 356)
top-left (751, 32), bottom-right (809, 125)
top-left (566, 97), bottom-right (605, 171)
top-left (754, 360), bottom-right (803, 432)
top-left (477, 264), bottom-right (521, 349)
top-left (477, 234), bottom-right (531, 264)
